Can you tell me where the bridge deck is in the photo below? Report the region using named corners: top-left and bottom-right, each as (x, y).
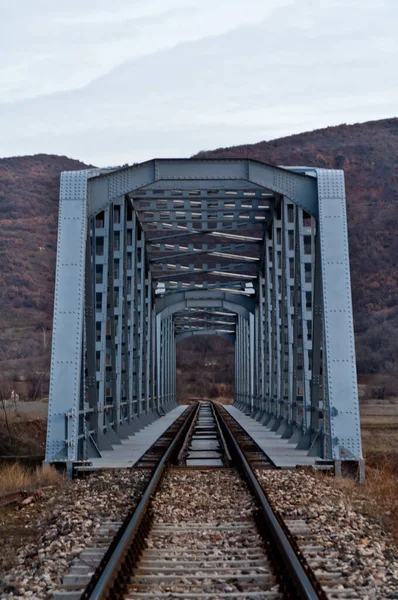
top-left (78, 406), bottom-right (188, 470)
top-left (224, 406), bottom-right (318, 468)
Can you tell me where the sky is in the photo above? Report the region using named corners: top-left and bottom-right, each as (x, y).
top-left (0, 0), bottom-right (397, 166)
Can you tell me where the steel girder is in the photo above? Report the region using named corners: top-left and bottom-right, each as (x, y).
top-left (45, 159), bottom-right (362, 471)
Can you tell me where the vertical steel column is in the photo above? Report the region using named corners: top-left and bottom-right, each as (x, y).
top-left (239, 316), bottom-right (243, 406)
top-left (169, 316), bottom-right (173, 403)
top-left (120, 197), bottom-right (130, 430)
top-left (171, 318), bottom-right (176, 403)
top-left (91, 208), bottom-right (110, 449)
top-left (98, 208), bottom-right (110, 435)
top-left (239, 317), bottom-right (244, 407)
top-left (124, 204), bottom-right (133, 427)
top-left (254, 303), bottom-right (260, 413)
top-left (106, 205), bottom-right (117, 433)
top-left (138, 235), bottom-right (145, 415)
top-left (161, 317), bottom-right (166, 407)
top-left (249, 312), bottom-right (255, 412)
top-left (309, 231), bottom-right (323, 452)
top-left (269, 212), bottom-right (282, 427)
top-left (235, 316), bottom-right (241, 406)
top-left (132, 215), bottom-right (140, 418)
top-left (298, 208), bottom-right (313, 433)
top-left (241, 316), bottom-right (245, 408)
top-left (115, 198), bottom-right (125, 429)
top-left (152, 308), bottom-right (157, 408)
top-left (45, 170), bottom-right (89, 464)
top-left (316, 169), bottom-right (362, 462)
top-left (167, 316), bottom-right (172, 403)
top-left (85, 220), bottom-right (99, 449)
top-left (258, 274), bottom-right (266, 412)
top-left (279, 200), bottom-right (289, 426)
top-left (233, 337), bottom-right (237, 402)
top-left (291, 205), bottom-right (302, 437)
top-left (243, 318), bottom-right (247, 409)
top-left (264, 235), bottom-right (273, 417)
top-left (239, 318), bottom-right (242, 407)
top-left (164, 316), bottom-right (169, 404)
top-left (245, 318), bottom-right (250, 410)
top-left (280, 200), bottom-right (295, 437)
top-left (156, 313), bottom-right (162, 410)
top-left (146, 272), bottom-right (152, 412)
top-left (127, 213), bottom-right (137, 420)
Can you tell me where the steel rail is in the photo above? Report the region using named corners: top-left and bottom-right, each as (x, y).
top-left (211, 402), bottom-right (232, 465)
top-left (176, 402), bottom-right (200, 465)
top-left (217, 405), bottom-right (277, 468)
top-left (214, 403), bottom-right (326, 600)
top-left (82, 404), bottom-right (197, 600)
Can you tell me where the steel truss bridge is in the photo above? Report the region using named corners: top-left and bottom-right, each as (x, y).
top-left (45, 159), bottom-right (362, 471)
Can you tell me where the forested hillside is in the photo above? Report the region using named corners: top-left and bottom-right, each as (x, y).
top-left (1, 118), bottom-right (397, 398)
top-left (0, 155), bottom-right (90, 389)
top-left (197, 118), bottom-right (398, 377)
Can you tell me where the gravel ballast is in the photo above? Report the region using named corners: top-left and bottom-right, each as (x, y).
top-left (256, 469), bottom-right (398, 599)
top-left (0, 469), bottom-right (150, 599)
top-left (127, 469), bottom-right (283, 598)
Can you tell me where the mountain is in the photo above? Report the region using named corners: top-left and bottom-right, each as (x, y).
top-left (0, 155), bottom-right (90, 388)
top-left (196, 118), bottom-right (398, 375)
top-left (0, 118), bottom-right (397, 397)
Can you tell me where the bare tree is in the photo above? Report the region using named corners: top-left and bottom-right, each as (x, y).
top-left (0, 390), bottom-right (13, 443)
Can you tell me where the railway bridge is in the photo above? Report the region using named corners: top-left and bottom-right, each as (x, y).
top-left (45, 159), bottom-right (362, 474)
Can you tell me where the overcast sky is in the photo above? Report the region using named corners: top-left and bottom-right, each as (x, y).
top-left (0, 0), bottom-right (397, 166)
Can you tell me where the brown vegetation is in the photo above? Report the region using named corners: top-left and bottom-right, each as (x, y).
top-left (0, 463), bottom-right (63, 493)
top-left (176, 336), bottom-right (234, 402)
top-left (350, 396), bottom-right (398, 542)
top-left (0, 154), bottom-right (90, 381)
top-left (0, 120), bottom-right (398, 398)
top-left (0, 401), bottom-right (47, 456)
top-left (197, 118), bottom-right (398, 377)
top-left (334, 462), bottom-right (398, 544)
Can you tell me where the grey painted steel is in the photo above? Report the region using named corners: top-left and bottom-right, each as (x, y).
top-left (316, 169), bottom-right (362, 459)
top-left (45, 159), bottom-right (362, 468)
top-left (46, 170), bottom-right (90, 463)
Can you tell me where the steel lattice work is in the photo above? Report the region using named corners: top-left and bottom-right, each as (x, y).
top-left (45, 159), bottom-right (362, 472)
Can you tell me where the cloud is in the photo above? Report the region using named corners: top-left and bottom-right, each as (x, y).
top-left (0, 0), bottom-right (397, 165)
top-left (0, 0), bottom-right (278, 102)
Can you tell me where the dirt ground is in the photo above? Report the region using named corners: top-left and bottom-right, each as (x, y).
top-left (1, 395), bottom-right (397, 461)
top-left (0, 401), bottom-right (47, 457)
top-left (0, 394), bottom-right (396, 592)
top-left (359, 396), bottom-right (398, 474)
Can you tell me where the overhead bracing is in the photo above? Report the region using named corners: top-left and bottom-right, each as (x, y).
top-left (46, 159), bottom-right (363, 473)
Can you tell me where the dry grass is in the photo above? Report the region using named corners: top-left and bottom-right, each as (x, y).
top-left (0, 463), bottom-right (64, 493)
top-left (333, 461), bottom-right (398, 544)
top-left (319, 396), bottom-right (398, 544)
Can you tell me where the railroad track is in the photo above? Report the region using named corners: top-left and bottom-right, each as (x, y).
top-left (54, 402), bottom-right (360, 600)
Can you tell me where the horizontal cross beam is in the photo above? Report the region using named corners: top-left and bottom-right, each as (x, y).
top-left (144, 221), bottom-right (264, 234)
top-left (134, 199), bottom-right (271, 210)
top-left (155, 263), bottom-right (257, 280)
top-left (147, 228), bottom-right (263, 244)
top-left (149, 241), bottom-right (261, 253)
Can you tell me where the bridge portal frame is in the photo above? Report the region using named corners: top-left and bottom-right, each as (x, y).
top-left (45, 159), bottom-right (362, 471)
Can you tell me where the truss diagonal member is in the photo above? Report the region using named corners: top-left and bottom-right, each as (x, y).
top-left (150, 248), bottom-right (260, 263)
top-left (144, 228), bottom-right (264, 243)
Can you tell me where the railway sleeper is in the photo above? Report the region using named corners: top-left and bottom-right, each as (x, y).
top-left (77, 405), bottom-right (326, 599)
top-left (125, 593), bottom-right (282, 599)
